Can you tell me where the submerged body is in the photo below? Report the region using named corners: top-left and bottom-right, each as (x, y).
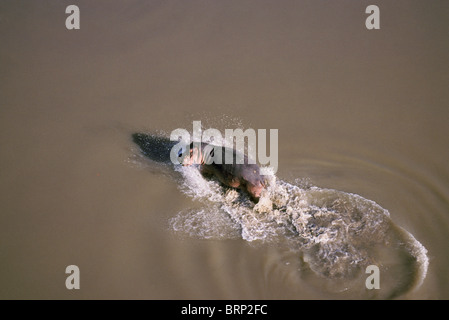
top-left (132, 133), bottom-right (265, 201)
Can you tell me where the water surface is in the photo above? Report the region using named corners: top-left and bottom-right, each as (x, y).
top-left (1, 0), bottom-right (448, 299)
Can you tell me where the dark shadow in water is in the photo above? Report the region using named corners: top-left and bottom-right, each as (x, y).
top-left (132, 132), bottom-right (178, 164)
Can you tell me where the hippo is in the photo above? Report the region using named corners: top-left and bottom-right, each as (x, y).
top-left (178, 142), bottom-right (265, 202)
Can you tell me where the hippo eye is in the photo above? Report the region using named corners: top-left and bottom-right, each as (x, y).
top-left (178, 148), bottom-right (184, 157)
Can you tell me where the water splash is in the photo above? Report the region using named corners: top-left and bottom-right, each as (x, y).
top-left (169, 166), bottom-right (429, 298)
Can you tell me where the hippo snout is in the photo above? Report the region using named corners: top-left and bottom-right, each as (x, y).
top-left (246, 181), bottom-right (264, 201)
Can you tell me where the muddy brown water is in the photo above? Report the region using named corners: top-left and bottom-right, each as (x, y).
top-left (1, 0), bottom-right (448, 299)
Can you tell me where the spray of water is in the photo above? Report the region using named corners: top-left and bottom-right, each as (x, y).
top-left (169, 166), bottom-right (428, 298)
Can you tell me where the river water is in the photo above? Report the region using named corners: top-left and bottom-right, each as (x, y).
top-left (1, 0), bottom-right (448, 299)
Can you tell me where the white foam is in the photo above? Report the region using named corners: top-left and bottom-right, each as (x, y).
top-left (169, 165), bottom-right (429, 294)
top-left (397, 226), bottom-right (429, 291)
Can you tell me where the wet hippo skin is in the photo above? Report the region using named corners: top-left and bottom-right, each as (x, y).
top-left (181, 142), bottom-right (265, 202)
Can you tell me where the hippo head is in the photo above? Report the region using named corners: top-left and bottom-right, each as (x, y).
top-left (246, 179), bottom-right (265, 201)
top-left (178, 142), bottom-right (203, 166)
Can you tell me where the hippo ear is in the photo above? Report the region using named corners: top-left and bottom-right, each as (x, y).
top-left (209, 148), bottom-right (214, 157)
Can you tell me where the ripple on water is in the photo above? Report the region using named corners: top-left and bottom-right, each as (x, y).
top-left (168, 166), bottom-right (429, 298)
